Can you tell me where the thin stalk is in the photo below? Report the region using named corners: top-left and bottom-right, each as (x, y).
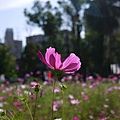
top-left (33, 92), bottom-right (38, 120)
top-left (62, 90), bottom-right (65, 120)
top-left (51, 75), bottom-right (57, 120)
top-left (25, 101), bottom-right (33, 120)
top-left (0, 116), bottom-right (10, 120)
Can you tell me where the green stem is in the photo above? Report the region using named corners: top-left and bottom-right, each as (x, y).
top-left (62, 90), bottom-right (65, 120)
top-left (51, 75), bottom-right (57, 120)
top-left (25, 101), bottom-right (33, 120)
top-left (33, 92), bottom-right (38, 120)
top-left (0, 116), bottom-right (10, 120)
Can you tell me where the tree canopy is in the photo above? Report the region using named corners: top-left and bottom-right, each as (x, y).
top-left (0, 44), bottom-right (17, 78)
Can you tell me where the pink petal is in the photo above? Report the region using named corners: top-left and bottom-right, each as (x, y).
top-left (55, 52), bottom-right (62, 69)
top-left (45, 47), bottom-right (55, 69)
top-left (60, 53), bottom-right (81, 73)
top-left (37, 51), bottom-right (47, 65)
top-left (37, 51), bottom-right (53, 68)
top-left (63, 62), bottom-right (81, 73)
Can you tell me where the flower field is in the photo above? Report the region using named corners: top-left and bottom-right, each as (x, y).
top-left (0, 74), bottom-right (120, 120)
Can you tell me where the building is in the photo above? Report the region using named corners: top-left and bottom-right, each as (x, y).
top-left (4, 28), bottom-right (22, 59)
top-left (26, 34), bottom-right (48, 44)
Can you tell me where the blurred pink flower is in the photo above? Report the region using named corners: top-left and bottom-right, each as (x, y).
top-left (36, 70), bottom-right (41, 75)
top-left (96, 76), bottom-right (102, 81)
top-left (5, 80), bottom-right (9, 84)
top-left (99, 117), bottom-right (110, 120)
top-left (67, 75), bottom-right (73, 80)
top-left (25, 73), bottom-right (30, 77)
top-left (68, 94), bottom-right (74, 99)
top-left (82, 93), bottom-right (89, 100)
top-left (43, 81), bottom-right (49, 85)
top-left (30, 94), bottom-right (35, 100)
top-left (37, 47), bottom-right (81, 73)
top-left (86, 76), bottom-right (94, 81)
top-left (9, 110), bottom-right (14, 115)
top-left (30, 81), bottom-right (37, 86)
top-left (0, 96), bottom-right (6, 101)
top-left (53, 101), bottom-right (58, 111)
top-left (71, 99), bottom-right (80, 105)
top-left (74, 75), bottom-right (79, 81)
top-left (104, 104), bottom-right (109, 108)
top-left (110, 77), bottom-right (118, 82)
top-left (99, 110), bottom-right (105, 116)
top-left (72, 117), bottom-right (80, 120)
top-left (105, 87), bottom-right (114, 94)
top-left (30, 72), bottom-right (33, 75)
top-left (18, 108), bottom-right (23, 112)
top-left (110, 110), bottom-right (115, 114)
top-left (4, 102), bottom-right (8, 105)
top-left (18, 78), bottom-right (24, 83)
top-left (16, 66), bottom-right (19, 70)
top-left (8, 93), bottom-right (13, 97)
top-left (54, 88), bottom-right (61, 93)
top-left (89, 115), bottom-right (93, 119)
top-left (57, 100), bottom-right (63, 105)
top-left (13, 102), bottom-right (22, 107)
top-left (81, 82), bottom-right (86, 87)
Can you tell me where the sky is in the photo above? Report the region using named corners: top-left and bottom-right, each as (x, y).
top-left (0, 0), bottom-right (57, 47)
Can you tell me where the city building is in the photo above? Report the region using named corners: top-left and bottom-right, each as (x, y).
top-left (4, 28), bottom-right (22, 59)
top-left (26, 34), bottom-right (48, 44)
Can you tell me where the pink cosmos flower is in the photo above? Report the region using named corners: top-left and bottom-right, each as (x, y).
top-left (68, 94), bottom-right (74, 99)
top-left (30, 94), bottom-right (35, 100)
top-left (36, 70), bottom-right (41, 75)
top-left (71, 99), bottom-right (80, 105)
top-left (30, 71), bottom-right (33, 75)
top-left (53, 101), bottom-right (58, 111)
top-left (89, 115), bottom-right (93, 119)
top-left (30, 81), bottom-right (37, 86)
top-left (104, 104), bottom-right (109, 108)
top-left (82, 93), bottom-right (89, 100)
top-left (110, 110), bottom-right (115, 114)
top-left (18, 108), bottom-right (23, 112)
top-left (72, 117), bottom-right (80, 120)
top-left (99, 110), bottom-right (105, 116)
top-left (13, 102), bottom-right (22, 106)
top-left (18, 78), bottom-right (24, 83)
top-left (0, 96), bottom-right (6, 101)
top-left (37, 47), bottom-right (81, 73)
top-left (9, 110), bottom-right (14, 115)
top-left (25, 73), bottom-right (30, 77)
top-left (54, 88), bottom-right (61, 93)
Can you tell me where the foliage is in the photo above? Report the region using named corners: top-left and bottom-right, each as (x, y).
top-left (58, 0), bottom-right (84, 35)
top-left (24, 1), bottom-right (62, 38)
top-left (0, 44), bottom-right (17, 78)
top-left (19, 41), bottom-right (46, 77)
top-left (84, 0), bottom-right (120, 76)
top-left (108, 33), bottom-right (120, 63)
top-left (85, 0), bottom-right (120, 34)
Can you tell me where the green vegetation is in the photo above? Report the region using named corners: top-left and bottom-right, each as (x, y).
top-left (1, 78), bottom-right (120, 120)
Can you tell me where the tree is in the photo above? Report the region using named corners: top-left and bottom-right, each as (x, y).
top-left (58, 0), bottom-right (84, 34)
top-left (19, 41), bottom-right (45, 77)
top-left (0, 44), bottom-right (17, 78)
top-left (58, 0), bottom-right (84, 54)
top-left (58, 0), bottom-right (91, 80)
top-left (24, 1), bottom-right (63, 47)
top-left (84, 0), bottom-right (120, 76)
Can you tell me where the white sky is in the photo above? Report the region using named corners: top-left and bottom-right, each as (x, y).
top-left (0, 0), bottom-right (57, 47)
